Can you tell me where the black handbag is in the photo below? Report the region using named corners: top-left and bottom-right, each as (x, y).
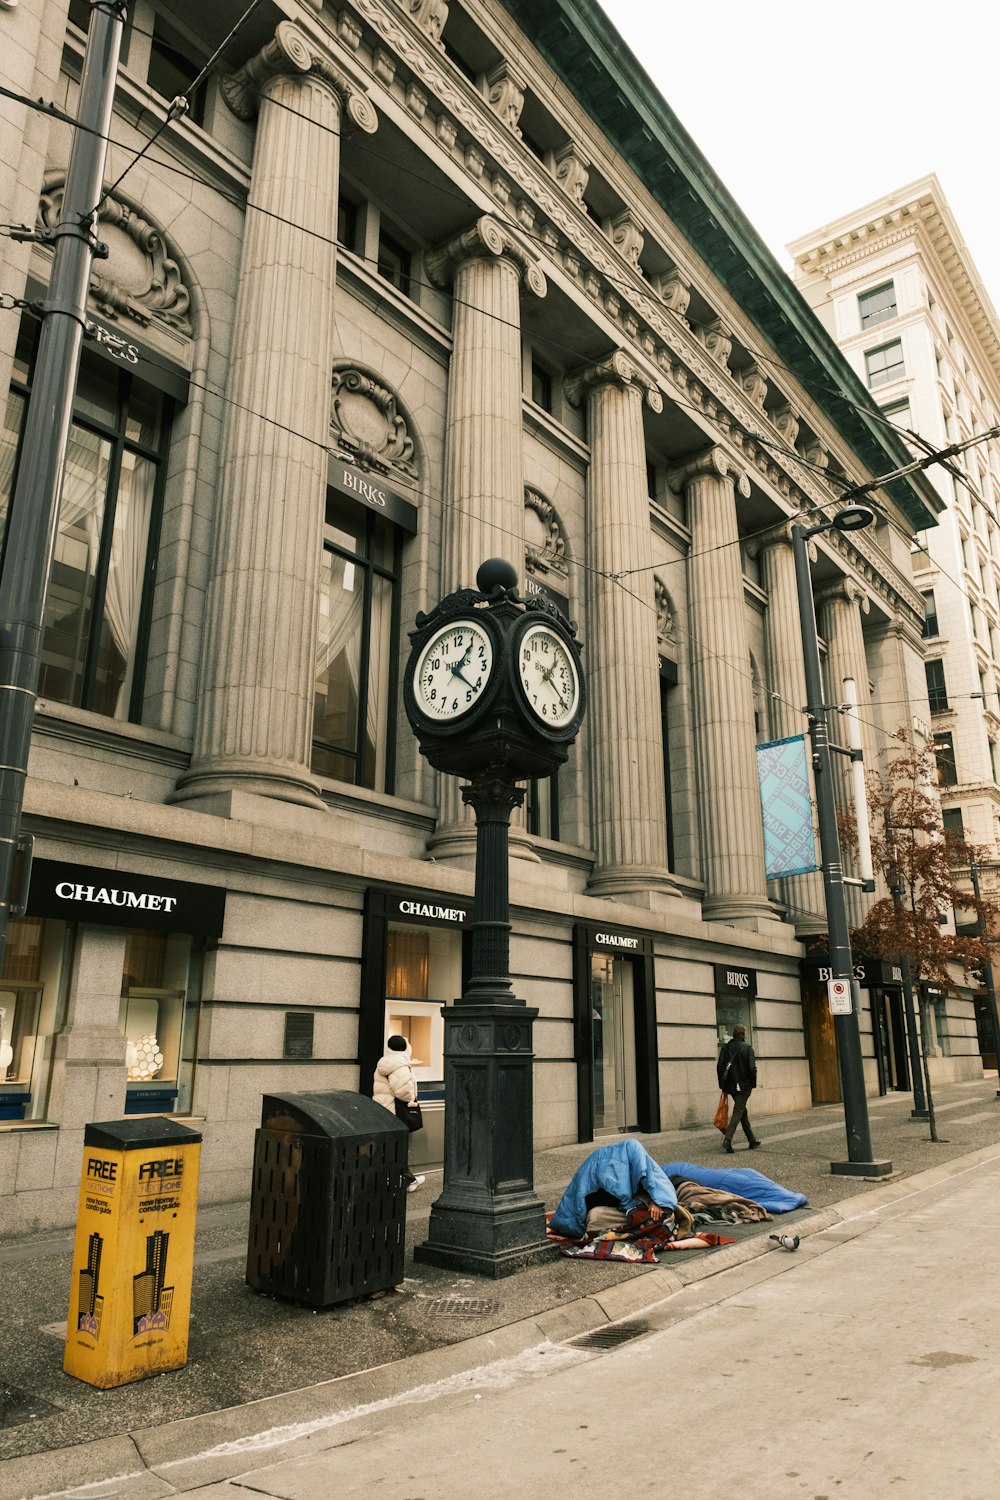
top-left (394, 1097), bottom-right (423, 1132)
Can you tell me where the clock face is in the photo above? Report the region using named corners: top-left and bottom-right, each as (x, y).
top-left (517, 624), bottom-right (580, 727)
top-left (412, 619), bottom-right (494, 722)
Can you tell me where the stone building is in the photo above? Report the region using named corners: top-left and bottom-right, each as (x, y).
top-left (790, 173), bottom-right (1000, 1067)
top-left (0, 0), bottom-right (968, 1234)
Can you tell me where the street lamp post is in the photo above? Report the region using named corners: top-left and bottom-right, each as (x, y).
top-left (792, 508), bottom-right (891, 1176)
top-left (968, 858), bottom-right (1000, 1100)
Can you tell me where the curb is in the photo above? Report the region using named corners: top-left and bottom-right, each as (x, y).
top-left (6, 1141), bottom-right (1000, 1500)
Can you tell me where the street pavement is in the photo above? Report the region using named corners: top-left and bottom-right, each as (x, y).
top-left (2, 1073), bottom-right (1000, 1499)
top-left (177, 1141), bottom-right (1000, 1500)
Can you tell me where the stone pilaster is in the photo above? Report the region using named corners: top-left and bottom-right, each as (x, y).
top-left (173, 25), bottom-right (377, 809)
top-left (673, 448), bottom-right (775, 925)
top-left (817, 579), bottom-right (882, 922)
top-left (565, 353), bottom-right (673, 900)
top-left (758, 529), bottom-right (825, 929)
top-left (46, 929), bottom-right (127, 1132)
top-left (425, 218), bottom-right (545, 862)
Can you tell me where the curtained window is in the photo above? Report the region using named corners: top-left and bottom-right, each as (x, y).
top-left (0, 321), bottom-right (171, 722)
top-left (313, 493), bottom-right (398, 790)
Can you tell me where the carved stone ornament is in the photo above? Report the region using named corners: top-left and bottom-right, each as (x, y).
top-left (653, 269), bottom-right (691, 318)
top-left (818, 578), bottom-right (871, 616)
top-left (38, 180), bottom-right (191, 335)
top-left (330, 366), bottom-right (418, 478)
top-left (552, 142), bottom-right (589, 204)
top-left (564, 350), bottom-right (663, 413)
top-left (800, 437), bottom-right (829, 471)
top-left (484, 60), bottom-right (526, 134)
top-left (693, 317), bottom-right (732, 368)
top-left (771, 402), bottom-right (800, 450)
top-left (403, 0), bottom-right (449, 45)
top-left (425, 215), bottom-right (546, 298)
top-left (654, 577), bottom-right (676, 647)
top-left (609, 209), bottom-right (644, 269)
top-left (221, 21), bottom-right (378, 135)
top-left (524, 488), bottom-right (569, 580)
top-left (738, 362), bottom-right (768, 411)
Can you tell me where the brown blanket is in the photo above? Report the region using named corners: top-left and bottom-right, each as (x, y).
top-left (674, 1179), bottom-right (772, 1223)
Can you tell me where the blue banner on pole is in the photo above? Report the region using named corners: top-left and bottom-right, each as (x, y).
top-left (756, 734), bottom-right (818, 879)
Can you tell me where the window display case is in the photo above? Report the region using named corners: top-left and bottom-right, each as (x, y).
top-left (384, 923), bottom-right (462, 1092)
top-left (119, 930), bottom-right (197, 1114)
top-left (0, 916), bottom-right (65, 1121)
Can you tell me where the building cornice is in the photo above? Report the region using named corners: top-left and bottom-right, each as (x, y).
top-left (329, 0), bottom-right (940, 536)
top-left (790, 177), bottom-right (1000, 395)
top-left (491, 0), bottom-right (940, 530)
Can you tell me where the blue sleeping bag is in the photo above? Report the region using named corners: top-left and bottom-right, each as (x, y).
top-left (662, 1160), bottom-right (807, 1214)
top-left (550, 1139), bottom-right (679, 1238)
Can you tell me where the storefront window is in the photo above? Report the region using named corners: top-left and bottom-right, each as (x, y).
top-left (0, 320), bottom-right (171, 723)
top-left (0, 916), bottom-right (67, 1121)
top-left (119, 930), bottom-right (200, 1114)
top-left (383, 922), bottom-right (461, 1092)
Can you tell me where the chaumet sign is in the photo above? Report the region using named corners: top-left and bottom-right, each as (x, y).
top-left (27, 859), bottom-right (226, 938)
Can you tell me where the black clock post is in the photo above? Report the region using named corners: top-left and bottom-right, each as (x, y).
top-left (403, 559), bottom-right (585, 1277)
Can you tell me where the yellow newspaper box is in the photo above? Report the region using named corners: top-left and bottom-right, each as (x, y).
top-left (64, 1117), bottom-right (201, 1388)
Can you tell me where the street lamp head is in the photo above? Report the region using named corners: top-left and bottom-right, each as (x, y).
top-left (831, 504), bottom-right (877, 533)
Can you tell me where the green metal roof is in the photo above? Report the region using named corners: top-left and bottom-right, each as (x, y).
top-left (499, 0), bottom-right (942, 530)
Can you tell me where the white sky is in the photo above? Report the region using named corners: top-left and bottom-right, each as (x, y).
top-left (599, 0), bottom-right (1000, 310)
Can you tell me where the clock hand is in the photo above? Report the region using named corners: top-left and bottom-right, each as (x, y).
top-left (451, 664), bottom-right (477, 689)
top-left (535, 659), bottom-right (568, 709)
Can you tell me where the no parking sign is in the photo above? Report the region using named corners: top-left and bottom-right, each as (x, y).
top-left (827, 977), bottom-right (853, 1015)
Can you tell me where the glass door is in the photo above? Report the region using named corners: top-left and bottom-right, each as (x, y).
top-left (591, 954), bottom-right (637, 1133)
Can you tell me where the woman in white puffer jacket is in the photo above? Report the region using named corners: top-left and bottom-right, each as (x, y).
top-left (373, 1034), bottom-right (425, 1192)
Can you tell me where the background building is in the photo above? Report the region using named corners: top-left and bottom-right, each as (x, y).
top-left (790, 173), bottom-right (1000, 1063)
top-left (0, 0), bottom-right (963, 1234)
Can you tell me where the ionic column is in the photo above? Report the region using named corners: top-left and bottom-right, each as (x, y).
top-left (758, 530), bottom-right (826, 928)
top-left (566, 353), bottom-right (672, 900)
top-left (818, 579), bottom-right (881, 922)
top-left (173, 25), bottom-right (377, 809)
top-left (424, 218), bottom-right (546, 861)
top-left (673, 449), bottom-right (775, 924)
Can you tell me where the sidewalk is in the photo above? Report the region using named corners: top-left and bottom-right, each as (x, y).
top-left (3, 1074), bottom-right (1000, 1499)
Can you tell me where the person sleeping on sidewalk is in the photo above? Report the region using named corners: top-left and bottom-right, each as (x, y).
top-left (548, 1138), bottom-right (694, 1240)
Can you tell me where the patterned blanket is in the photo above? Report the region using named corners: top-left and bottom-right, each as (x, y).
top-left (555, 1206), bottom-right (734, 1264)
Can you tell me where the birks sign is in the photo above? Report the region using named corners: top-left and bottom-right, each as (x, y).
top-left (327, 456), bottom-right (417, 533)
top-left (803, 956), bottom-right (905, 988)
top-left (714, 964), bottom-right (758, 999)
top-left (27, 859), bottom-right (226, 937)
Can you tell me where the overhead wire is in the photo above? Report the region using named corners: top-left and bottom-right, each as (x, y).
top-left (1, 61), bottom-right (998, 785)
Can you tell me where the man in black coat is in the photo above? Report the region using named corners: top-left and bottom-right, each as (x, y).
top-left (717, 1023), bottom-right (761, 1153)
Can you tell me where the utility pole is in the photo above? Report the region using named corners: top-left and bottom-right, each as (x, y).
top-left (792, 509), bottom-right (890, 1176)
top-left (0, 2), bottom-right (126, 972)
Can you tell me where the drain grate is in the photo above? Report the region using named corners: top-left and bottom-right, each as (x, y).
top-left (426, 1297), bottom-right (501, 1318)
top-left (569, 1320), bottom-right (652, 1351)
top-left (0, 1385), bottom-right (62, 1432)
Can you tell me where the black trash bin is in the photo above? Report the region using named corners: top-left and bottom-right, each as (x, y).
top-left (246, 1090), bottom-right (408, 1307)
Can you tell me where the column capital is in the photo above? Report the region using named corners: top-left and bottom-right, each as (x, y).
top-left (817, 577), bottom-right (870, 615)
top-left (425, 214), bottom-right (546, 297)
top-left (751, 518), bottom-right (818, 561)
top-left (563, 349), bottom-right (663, 412)
top-left (221, 21), bottom-right (378, 133)
top-left (667, 445), bottom-right (750, 496)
